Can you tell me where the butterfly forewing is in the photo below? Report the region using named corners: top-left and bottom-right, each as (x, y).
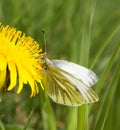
top-left (42, 60), bottom-right (99, 106)
top-left (52, 60), bottom-right (98, 87)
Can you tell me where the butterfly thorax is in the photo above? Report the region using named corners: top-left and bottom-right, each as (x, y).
top-left (40, 53), bottom-right (53, 72)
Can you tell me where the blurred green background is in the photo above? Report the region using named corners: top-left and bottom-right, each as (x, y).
top-left (0, 0), bottom-right (120, 130)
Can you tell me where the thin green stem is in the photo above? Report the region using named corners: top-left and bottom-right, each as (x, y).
top-left (0, 120), bottom-right (5, 130)
top-left (78, 105), bottom-right (88, 130)
top-left (66, 108), bottom-right (78, 130)
top-left (42, 92), bottom-right (56, 130)
top-left (23, 104), bottom-right (35, 130)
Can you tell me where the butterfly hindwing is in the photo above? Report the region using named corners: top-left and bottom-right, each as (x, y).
top-left (42, 64), bottom-right (98, 106)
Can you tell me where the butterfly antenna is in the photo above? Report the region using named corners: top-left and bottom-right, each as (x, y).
top-left (41, 29), bottom-right (47, 56)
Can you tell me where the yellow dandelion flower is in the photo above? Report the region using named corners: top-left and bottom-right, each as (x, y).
top-left (0, 22), bottom-right (43, 97)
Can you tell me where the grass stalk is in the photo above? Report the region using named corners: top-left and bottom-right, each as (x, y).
top-left (94, 58), bottom-right (120, 130)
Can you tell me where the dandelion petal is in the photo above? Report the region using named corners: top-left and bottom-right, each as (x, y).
top-left (7, 62), bottom-right (17, 91)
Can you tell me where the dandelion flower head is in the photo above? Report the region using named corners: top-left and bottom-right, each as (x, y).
top-left (0, 22), bottom-right (43, 97)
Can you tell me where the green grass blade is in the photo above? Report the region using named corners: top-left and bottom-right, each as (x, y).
top-left (77, 1), bottom-right (98, 129)
top-left (90, 23), bottom-right (120, 69)
top-left (93, 58), bottom-right (120, 130)
top-left (96, 42), bottom-right (120, 94)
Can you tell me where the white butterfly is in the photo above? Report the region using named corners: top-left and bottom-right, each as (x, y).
top-left (41, 57), bottom-right (99, 106)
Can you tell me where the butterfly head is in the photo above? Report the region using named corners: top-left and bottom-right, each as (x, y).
top-left (39, 53), bottom-right (53, 71)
